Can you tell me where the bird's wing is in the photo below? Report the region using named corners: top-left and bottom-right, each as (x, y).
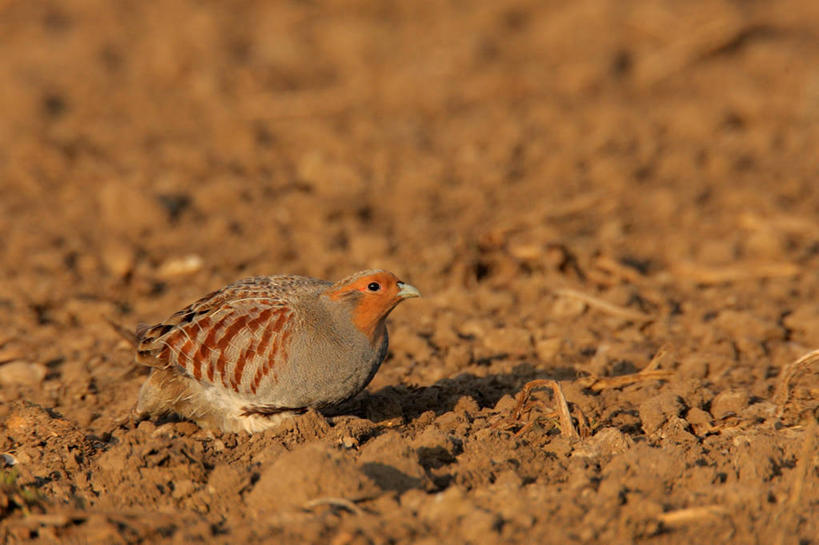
top-left (135, 275), bottom-right (327, 396)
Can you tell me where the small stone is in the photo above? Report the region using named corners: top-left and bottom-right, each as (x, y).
top-left (0, 361), bottom-right (47, 386)
top-left (552, 296), bottom-right (586, 318)
top-left (457, 319), bottom-right (490, 338)
top-left (151, 426), bottom-right (175, 439)
top-left (660, 416), bottom-right (697, 443)
top-left (156, 255), bottom-right (203, 278)
top-left (102, 242), bottom-right (135, 278)
top-left (508, 243), bottom-right (542, 261)
top-left (535, 337), bottom-right (563, 362)
top-left (172, 421), bottom-right (200, 435)
top-left (710, 389), bottom-right (749, 419)
top-left (136, 420), bottom-right (156, 434)
top-left (5, 414), bottom-right (29, 434)
top-left (743, 400), bottom-right (777, 421)
top-left (685, 407), bottom-right (714, 436)
top-left (1, 453), bottom-right (17, 467)
top-left (678, 354), bottom-right (710, 379)
top-left (639, 391), bottom-right (684, 435)
top-left (454, 396), bottom-right (479, 416)
top-left (399, 489), bottom-right (427, 512)
top-left (493, 394), bottom-right (517, 413)
top-left (171, 479), bottom-right (195, 499)
top-left (594, 427), bottom-right (633, 455)
top-left (573, 427), bottom-right (634, 458)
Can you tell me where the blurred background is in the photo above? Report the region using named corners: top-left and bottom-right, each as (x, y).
top-left (1, 0), bottom-right (817, 365)
top-left (0, 1), bottom-right (818, 543)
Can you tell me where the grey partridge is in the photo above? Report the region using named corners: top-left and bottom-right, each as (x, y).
top-left (133, 269), bottom-right (420, 432)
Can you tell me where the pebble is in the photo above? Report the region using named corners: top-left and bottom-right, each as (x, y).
top-left (102, 242), bottom-right (135, 278)
top-left (0, 361), bottom-right (47, 386)
top-left (638, 391), bottom-right (684, 435)
top-left (535, 337), bottom-right (563, 362)
top-left (5, 414), bottom-right (29, 434)
top-left (157, 254), bottom-right (204, 278)
top-left (710, 389), bottom-right (749, 419)
top-left (684, 408), bottom-right (713, 437)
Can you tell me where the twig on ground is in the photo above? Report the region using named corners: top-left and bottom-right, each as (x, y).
top-left (303, 497), bottom-right (362, 515)
top-left (673, 262), bottom-right (801, 284)
top-left (554, 288), bottom-right (652, 322)
top-left (512, 380), bottom-right (579, 439)
top-left (577, 345), bottom-right (673, 392)
top-left (657, 505), bottom-right (728, 527)
top-left (579, 369), bottom-right (674, 392)
top-left (571, 404), bottom-right (591, 438)
top-left (775, 348), bottom-right (819, 418)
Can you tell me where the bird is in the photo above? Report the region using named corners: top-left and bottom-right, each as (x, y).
top-left (129, 269), bottom-right (420, 433)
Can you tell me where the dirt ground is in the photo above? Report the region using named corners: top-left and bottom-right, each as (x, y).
top-left (1, 0), bottom-right (818, 543)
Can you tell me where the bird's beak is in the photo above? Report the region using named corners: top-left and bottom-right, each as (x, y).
top-left (396, 281), bottom-right (421, 299)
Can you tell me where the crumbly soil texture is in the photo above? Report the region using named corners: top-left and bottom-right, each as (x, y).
top-left (1, 1), bottom-right (818, 544)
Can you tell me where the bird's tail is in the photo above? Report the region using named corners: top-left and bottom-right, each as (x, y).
top-left (105, 316), bottom-right (139, 347)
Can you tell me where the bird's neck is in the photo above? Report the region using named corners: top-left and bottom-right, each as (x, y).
top-left (348, 305), bottom-right (391, 345)
top-left (323, 293), bottom-right (391, 346)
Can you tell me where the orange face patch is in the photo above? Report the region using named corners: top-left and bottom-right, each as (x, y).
top-left (327, 271), bottom-right (404, 341)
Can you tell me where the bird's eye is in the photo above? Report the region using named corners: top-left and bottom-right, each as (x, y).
top-left (367, 282), bottom-right (381, 292)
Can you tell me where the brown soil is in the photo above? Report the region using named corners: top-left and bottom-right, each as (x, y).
top-left (1, 1), bottom-right (818, 544)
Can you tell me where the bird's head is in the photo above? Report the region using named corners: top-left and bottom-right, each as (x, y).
top-left (325, 269), bottom-right (420, 342)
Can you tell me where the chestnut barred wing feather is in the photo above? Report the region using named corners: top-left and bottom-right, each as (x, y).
top-left (135, 276), bottom-right (324, 395)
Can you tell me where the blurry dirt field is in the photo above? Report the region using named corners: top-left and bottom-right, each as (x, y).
top-left (1, 1), bottom-right (819, 543)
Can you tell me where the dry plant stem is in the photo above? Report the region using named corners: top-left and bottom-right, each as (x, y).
top-left (644, 345), bottom-right (670, 371)
top-left (514, 380), bottom-right (579, 439)
top-left (578, 345), bottom-right (674, 392)
top-left (303, 497), bottom-right (362, 515)
top-left (554, 288), bottom-right (652, 322)
top-left (571, 405), bottom-right (591, 438)
top-left (657, 505), bottom-right (728, 527)
top-left (775, 348), bottom-right (819, 417)
top-left (586, 369), bottom-right (674, 392)
top-left (513, 409), bottom-right (558, 438)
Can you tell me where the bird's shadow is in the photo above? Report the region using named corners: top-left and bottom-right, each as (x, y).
top-left (325, 362), bottom-right (580, 423)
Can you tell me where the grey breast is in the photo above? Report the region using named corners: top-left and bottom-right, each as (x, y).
top-left (269, 292), bottom-right (382, 408)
